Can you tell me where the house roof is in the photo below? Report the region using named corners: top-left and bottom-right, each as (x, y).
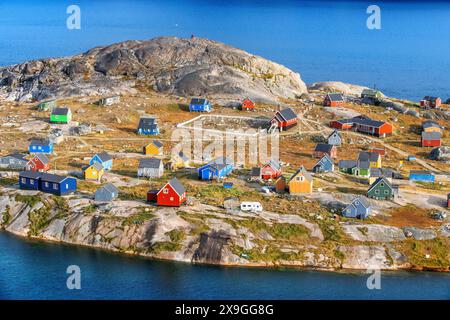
top-left (139, 158), bottom-right (162, 169)
top-left (166, 178), bottom-right (185, 196)
top-left (95, 152), bottom-right (112, 162)
top-left (335, 116), bottom-right (387, 129)
top-left (288, 166), bottom-right (313, 183)
top-left (362, 89), bottom-right (381, 96)
top-left (358, 151), bottom-right (380, 163)
top-left (151, 140), bottom-right (163, 148)
top-left (89, 162), bottom-right (104, 171)
top-left (138, 117), bottom-right (158, 130)
top-left (338, 160), bottom-right (357, 169)
top-left (19, 171), bottom-right (42, 179)
top-left (99, 183), bottom-right (118, 194)
top-left (422, 120), bottom-right (442, 129)
top-left (4, 153), bottom-right (27, 161)
top-left (207, 157), bottom-right (234, 171)
top-left (326, 93), bottom-right (344, 102)
top-left (316, 154), bottom-right (333, 165)
top-left (34, 153), bottom-right (50, 164)
top-left (350, 196), bottom-right (371, 209)
top-left (409, 170), bottom-right (434, 176)
top-left (368, 177), bottom-right (393, 193)
top-left (264, 159), bottom-right (281, 171)
top-left (276, 108), bottom-right (297, 121)
top-left (357, 160), bottom-right (371, 170)
top-left (314, 143), bottom-right (334, 153)
top-left (39, 172), bottom-right (70, 183)
top-left (30, 139), bottom-right (51, 146)
top-left (190, 98), bottom-right (208, 105)
top-left (370, 168), bottom-right (393, 178)
top-left (327, 129), bottom-right (342, 139)
top-left (51, 107), bottom-right (70, 115)
top-left (422, 96), bottom-right (440, 101)
top-left (421, 131), bottom-right (442, 140)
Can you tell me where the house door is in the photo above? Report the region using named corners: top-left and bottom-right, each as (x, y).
top-left (201, 170), bottom-right (212, 180)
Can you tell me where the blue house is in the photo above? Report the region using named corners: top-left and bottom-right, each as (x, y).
top-left (189, 98), bottom-right (212, 112)
top-left (29, 139), bottom-right (53, 154)
top-left (342, 196), bottom-right (372, 219)
top-left (90, 152), bottom-right (113, 170)
top-left (137, 117), bottom-right (159, 135)
top-left (198, 157), bottom-right (234, 180)
top-left (327, 130), bottom-right (342, 146)
top-left (19, 172), bottom-right (77, 195)
top-left (39, 173), bottom-right (77, 195)
top-left (19, 171), bottom-right (42, 190)
top-left (312, 154), bottom-right (334, 173)
top-left (409, 170), bottom-right (435, 183)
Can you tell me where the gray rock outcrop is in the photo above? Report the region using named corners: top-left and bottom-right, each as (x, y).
top-left (0, 37), bottom-right (307, 104)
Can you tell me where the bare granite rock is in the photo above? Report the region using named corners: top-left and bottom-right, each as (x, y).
top-left (307, 81), bottom-right (370, 96)
top-left (342, 224), bottom-right (406, 242)
top-left (0, 37), bottom-right (307, 104)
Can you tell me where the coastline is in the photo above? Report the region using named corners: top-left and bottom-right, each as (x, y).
top-left (2, 229), bottom-right (448, 274)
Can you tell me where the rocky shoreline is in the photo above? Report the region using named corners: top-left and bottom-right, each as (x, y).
top-left (1, 188), bottom-right (448, 273)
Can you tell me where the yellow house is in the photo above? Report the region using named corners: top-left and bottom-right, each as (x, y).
top-left (422, 121), bottom-right (443, 134)
top-left (143, 140), bottom-right (163, 156)
top-left (358, 151), bottom-right (381, 169)
top-left (84, 162), bottom-right (104, 181)
top-left (288, 166), bottom-right (313, 194)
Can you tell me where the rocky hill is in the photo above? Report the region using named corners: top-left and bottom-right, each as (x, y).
top-left (0, 36), bottom-right (307, 104)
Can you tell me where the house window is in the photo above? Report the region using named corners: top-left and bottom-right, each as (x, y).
top-left (21, 178), bottom-right (26, 184)
top-left (30, 179), bottom-right (34, 185)
top-left (380, 183), bottom-right (384, 187)
top-left (65, 183), bottom-right (69, 189)
top-left (53, 183), bottom-right (58, 190)
top-left (384, 190), bottom-right (389, 194)
top-left (375, 190), bottom-right (380, 194)
top-left (163, 188), bottom-right (169, 194)
top-left (44, 182), bottom-right (49, 188)
top-left (170, 197), bottom-right (174, 201)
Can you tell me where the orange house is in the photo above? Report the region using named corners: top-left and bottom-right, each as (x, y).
top-left (275, 176), bottom-right (286, 193)
top-left (241, 98), bottom-right (255, 111)
top-left (288, 166), bottom-right (313, 194)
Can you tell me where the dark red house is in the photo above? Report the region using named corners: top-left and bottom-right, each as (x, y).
top-left (241, 98), bottom-right (255, 111)
top-left (313, 143), bottom-right (337, 159)
top-left (447, 193), bottom-right (450, 208)
top-left (26, 154), bottom-right (50, 172)
top-left (156, 178), bottom-right (186, 207)
top-left (324, 93), bottom-right (344, 107)
top-left (421, 132), bottom-right (441, 147)
top-left (369, 147), bottom-right (386, 156)
top-left (260, 160), bottom-right (282, 180)
top-left (146, 189), bottom-right (159, 202)
top-left (270, 108), bottom-right (298, 132)
top-left (330, 116), bottom-right (393, 138)
top-left (420, 96), bottom-right (441, 108)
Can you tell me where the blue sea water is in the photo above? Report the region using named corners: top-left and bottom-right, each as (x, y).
top-left (0, 232), bottom-right (449, 300)
top-left (0, 0), bottom-right (449, 101)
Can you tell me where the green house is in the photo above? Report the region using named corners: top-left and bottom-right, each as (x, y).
top-left (361, 89), bottom-right (383, 99)
top-left (50, 108), bottom-right (72, 123)
top-left (338, 160), bottom-right (370, 178)
top-left (38, 100), bottom-right (56, 112)
top-left (367, 177), bottom-right (394, 200)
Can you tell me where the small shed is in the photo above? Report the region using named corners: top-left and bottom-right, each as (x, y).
top-left (90, 152), bottom-right (113, 170)
top-left (342, 196), bottom-right (371, 219)
top-left (157, 178), bottom-right (186, 207)
top-left (241, 98), bottom-right (255, 111)
top-left (367, 177), bottom-right (394, 200)
top-left (313, 154), bottom-right (334, 173)
top-left (275, 176), bottom-right (286, 193)
top-left (422, 120), bottom-right (443, 133)
top-left (198, 157), bottom-right (234, 180)
top-left (29, 139), bottom-right (53, 154)
top-left (269, 108), bottom-right (298, 132)
top-left (324, 93), bottom-right (344, 107)
top-left (98, 96), bottom-right (120, 106)
top-left (260, 160), bottom-right (282, 180)
top-left (138, 158), bottom-right (164, 178)
top-left (327, 130), bottom-right (342, 146)
top-left (147, 189), bottom-right (159, 202)
top-left (95, 183), bottom-right (119, 202)
top-left (314, 143), bottom-right (337, 159)
top-left (224, 197), bottom-right (240, 211)
top-left (84, 162), bottom-right (104, 181)
top-left (144, 140), bottom-right (163, 156)
top-left (409, 170), bottom-right (435, 183)
top-left (50, 107), bottom-right (72, 123)
top-left (26, 154), bottom-right (50, 172)
top-left (189, 98), bottom-right (212, 112)
top-left (249, 167), bottom-right (262, 181)
top-left (420, 96), bottom-right (441, 108)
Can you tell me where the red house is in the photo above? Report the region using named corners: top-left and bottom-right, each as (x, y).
top-left (324, 93), bottom-right (344, 107)
top-left (156, 178), bottom-right (186, 207)
top-left (313, 143), bottom-right (337, 159)
top-left (241, 98), bottom-right (255, 111)
top-left (270, 108), bottom-right (298, 132)
top-left (260, 160), bottom-right (282, 180)
top-left (330, 116), bottom-right (393, 138)
top-left (26, 154), bottom-right (50, 172)
top-left (420, 96), bottom-right (441, 108)
top-left (421, 132), bottom-right (441, 147)
top-left (447, 193), bottom-right (450, 208)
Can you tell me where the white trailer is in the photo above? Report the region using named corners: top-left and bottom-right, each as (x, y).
top-left (240, 201), bottom-right (263, 212)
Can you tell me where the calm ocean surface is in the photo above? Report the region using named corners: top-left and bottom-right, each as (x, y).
top-left (0, 0), bottom-right (449, 101)
top-left (0, 232), bottom-right (449, 300)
